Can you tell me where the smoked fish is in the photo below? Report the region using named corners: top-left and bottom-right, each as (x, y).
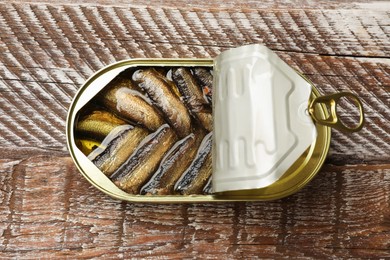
top-left (132, 69), bottom-right (192, 137)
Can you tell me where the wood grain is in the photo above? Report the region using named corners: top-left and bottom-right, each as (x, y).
top-left (0, 1), bottom-right (389, 258)
top-left (8, 0), bottom-right (390, 10)
top-left (1, 3), bottom-right (388, 162)
top-left (0, 157), bottom-right (389, 258)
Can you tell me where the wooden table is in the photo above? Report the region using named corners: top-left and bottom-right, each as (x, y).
top-left (1, 0), bottom-right (389, 258)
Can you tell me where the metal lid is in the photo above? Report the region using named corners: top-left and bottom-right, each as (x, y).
top-left (212, 44), bottom-right (317, 193)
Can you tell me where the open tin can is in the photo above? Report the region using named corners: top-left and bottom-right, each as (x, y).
top-left (66, 45), bottom-right (364, 202)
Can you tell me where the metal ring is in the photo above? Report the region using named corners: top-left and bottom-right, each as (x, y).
top-left (308, 92), bottom-right (365, 132)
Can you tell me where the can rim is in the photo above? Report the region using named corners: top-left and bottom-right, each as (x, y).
top-left (66, 58), bottom-right (331, 202)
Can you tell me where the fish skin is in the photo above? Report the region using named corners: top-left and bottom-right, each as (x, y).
top-left (84, 110), bottom-right (128, 125)
top-left (181, 152), bottom-right (212, 195)
top-left (202, 177), bottom-right (213, 194)
top-left (193, 67), bottom-right (213, 104)
top-left (172, 67), bottom-right (213, 132)
top-left (193, 67), bottom-right (213, 88)
top-left (76, 110), bottom-right (127, 140)
top-left (196, 111), bottom-right (213, 132)
top-left (88, 125), bottom-right (149, 177)
top-left (172, 67), bottom-right (207, 111)
top-left (174, 132), bottom-right (213, 195)
top-left (132, 69), bottom-right (192, 138)
top-left (111, 124), bottom-right (177, 194)
top-left (140, 127), bottom-right (206, 195)
top-left (101, 78), bottom-right (165, 131)
top-left (75, 138), bottom-right (101, 156)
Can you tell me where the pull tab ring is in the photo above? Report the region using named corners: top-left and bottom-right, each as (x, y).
top-left (308, 92), bottom-right (365, 132)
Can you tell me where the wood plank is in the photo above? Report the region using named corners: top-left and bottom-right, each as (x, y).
top-left (8, 0), bottom-right (389, 10)
top-left (0, 4), bottom-right (388, 60)
top-left (0, 157), bottom-right (389, 258)
top-left (0, 3), bottom-right (388, 164)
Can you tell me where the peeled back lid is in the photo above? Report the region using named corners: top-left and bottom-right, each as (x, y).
top-left (212, 44), bottom-right (317, 193)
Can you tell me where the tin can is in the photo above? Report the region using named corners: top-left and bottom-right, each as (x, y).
top-left (66, 57), bottom-right (364, 202)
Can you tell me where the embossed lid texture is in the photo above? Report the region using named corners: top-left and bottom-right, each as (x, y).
top-left (212, 44), bottom-right (317, 193)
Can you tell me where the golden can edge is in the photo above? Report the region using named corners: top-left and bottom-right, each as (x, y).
top-left (66, 58), bottom-right (331, 203)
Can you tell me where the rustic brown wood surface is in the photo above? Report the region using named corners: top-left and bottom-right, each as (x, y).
top-left (0, 0), bottom-right (389, 258)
